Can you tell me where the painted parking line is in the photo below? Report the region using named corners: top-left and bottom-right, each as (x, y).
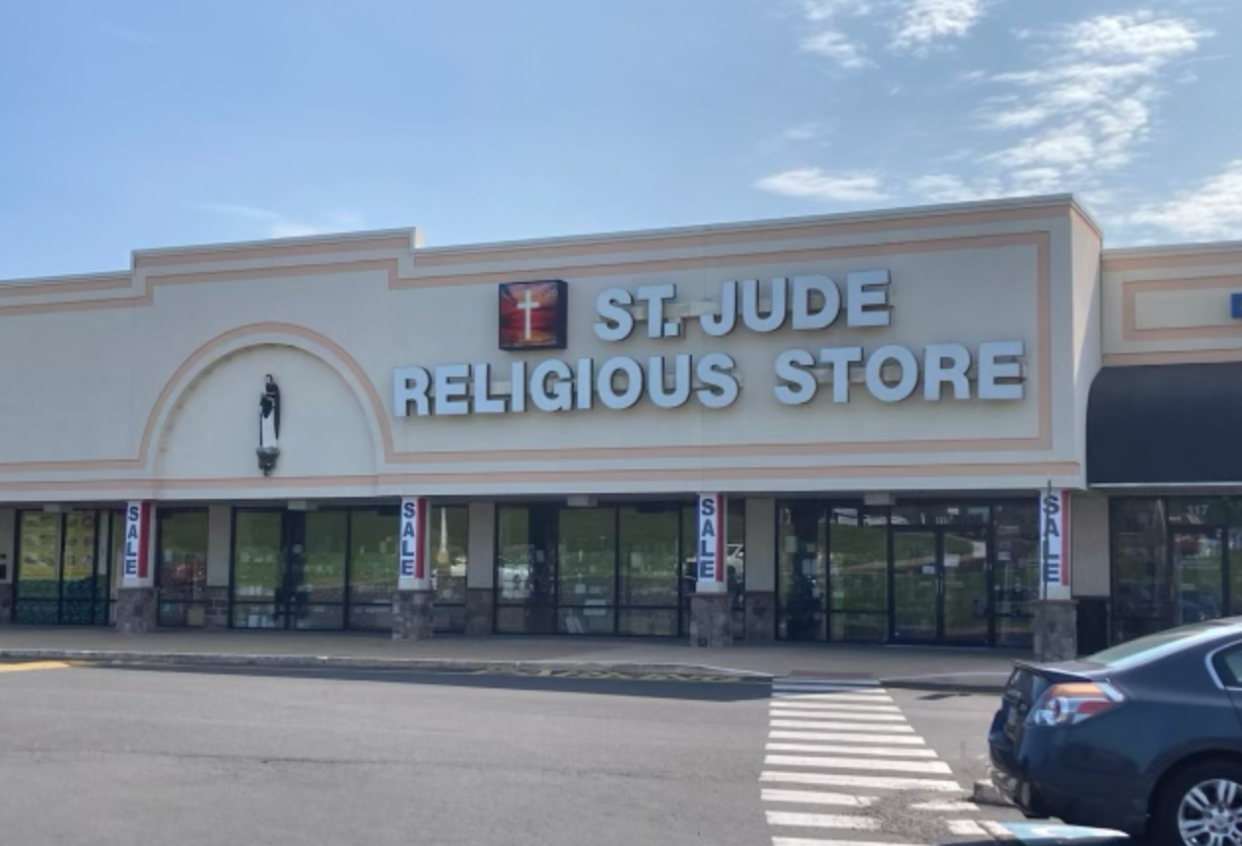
top-left (0, 661), bottom-right (72, 674)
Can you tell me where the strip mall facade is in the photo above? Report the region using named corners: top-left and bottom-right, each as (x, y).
top-left (1, 195), bottom-right (1238, 656)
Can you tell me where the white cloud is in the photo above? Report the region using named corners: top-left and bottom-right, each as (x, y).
top-left (199, 203), bottom-right (366, 239)
top-left (801, 30), bottom-right (873, 68)
top-left (756, 168), bottom-right (888, 201)
top-left (796, 0), bottom-right (989, 68)
top-left (1130, 161), bottom-right (1242, 240)
top-left (892, 0), bottom-right (984, 52)
top-left (907, 173), bottom-right (1004, 203)
top-left (978, 12), bottom-right (1210, 182)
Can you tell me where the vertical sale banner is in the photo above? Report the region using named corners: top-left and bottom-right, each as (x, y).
top-left (122, 501), bottom-right (151, 583)
top-left (1039, 489), bottom-right (1071, 589)
top-left (398, 496), bottom-right (429, 590)
top-left (696, 493), bottom-right (725, 592)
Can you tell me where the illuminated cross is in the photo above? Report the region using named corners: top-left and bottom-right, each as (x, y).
top-left (516, 287), bottom-right (541, 340)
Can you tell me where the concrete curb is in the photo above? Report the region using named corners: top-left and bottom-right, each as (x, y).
top-left (0, 649), bottom-right (774, 681)
top-left (0, 649), bottom-right (1008, 692)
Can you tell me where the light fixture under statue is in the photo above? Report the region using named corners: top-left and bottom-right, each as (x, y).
top-left (257, 374), bottom-right (281, 476)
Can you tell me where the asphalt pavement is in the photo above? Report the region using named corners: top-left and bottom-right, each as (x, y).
top-left (0, 661), bottom-right (1120, 846)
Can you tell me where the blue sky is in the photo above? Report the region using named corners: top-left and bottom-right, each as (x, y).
top-left (1, 0), bottom-right (1238, 279)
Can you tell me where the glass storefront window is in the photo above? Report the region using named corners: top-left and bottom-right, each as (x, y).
top-left (157, 510), bottom-right (209, 627)
top-left (559, 507), bottom-right (616, 635)
top-left (15, 510), bottom-right (110, 626)
top-left (232, 511), bottom-right (283, 628)
top-left (430, 506), bottom-right (468, 605)
top-left (348, 508), bottom-right (397, 628)
top-left (1171, 527), bottom-right (1223, 625)
top-left (495, 504), bottom-right (558, 635)
top-left (993, 503), bottom-right (1038, 649)
top-left (16, 511), bottom-right (60, 624)
top-left (429, 505), bottom-right (468, 634)
top-left (1112, 498), bottom-right (1169, 643)
top-left (778, 502), bottom-right (827, 641)
top-left (619, 506), bottom-right (679, 636)
top-left (828, 508), bottom-right (888, 643)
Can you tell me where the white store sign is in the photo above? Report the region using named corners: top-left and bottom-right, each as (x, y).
top-left (393, 272), bottom-right (1027, 418)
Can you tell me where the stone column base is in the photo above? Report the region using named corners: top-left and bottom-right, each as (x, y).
top-left (392, 590), bottom-right (435, 641)
top-left (116, 587), bottom-right (158, 634)
top-left (690, 592), bottom-right (734, 648)
top-left (465, 588), bottom-right (493, 637)
top-left (743, 591), bottom-right (776, 643)
top-left (0, 583), bottom-right (13, 625)
top-left (1033, 599), bottom-right (1078, 662)
top-left (204, 586), bottom-right (231, 629)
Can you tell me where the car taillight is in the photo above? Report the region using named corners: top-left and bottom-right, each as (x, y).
top-left (1029, 681), bottom-right (1125, 726)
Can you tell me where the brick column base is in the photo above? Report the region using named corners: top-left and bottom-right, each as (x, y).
top-left (116, 587), bottom-right (158, 634)
top-left (690, 592), bottom-right (734, 648)
top-left (392, 590), bottom-right (434, 641)
top-left (465, 588), bottom-right (493, 637)
top-left (1033, 599), bottom-right (1078, 662)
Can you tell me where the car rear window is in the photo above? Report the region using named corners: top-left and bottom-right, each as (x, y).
top-left (1084, 621), bottom-right (1228, 668)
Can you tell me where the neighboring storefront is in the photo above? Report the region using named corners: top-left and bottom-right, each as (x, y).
top-left (0, 195), bottom-right (1237, 654)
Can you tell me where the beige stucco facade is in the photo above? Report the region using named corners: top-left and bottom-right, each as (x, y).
top-left (3, 193), bottom-right (1241, 649)
top-left (0, 195), bottom-right (1103, 502)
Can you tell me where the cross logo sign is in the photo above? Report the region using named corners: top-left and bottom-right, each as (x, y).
top-left (498, 280), bottom-right (568, 351)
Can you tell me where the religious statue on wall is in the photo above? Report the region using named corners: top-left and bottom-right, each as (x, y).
top-left (257, 374), bottom-right (281, 476)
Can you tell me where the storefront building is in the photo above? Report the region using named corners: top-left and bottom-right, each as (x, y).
top-left (0, 195), bottom-right (1237, 656)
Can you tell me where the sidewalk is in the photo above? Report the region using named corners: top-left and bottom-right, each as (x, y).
top-left (0, 627), bottom-right (1026, 691)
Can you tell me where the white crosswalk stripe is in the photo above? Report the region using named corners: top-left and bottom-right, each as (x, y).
top-left (770, 719), bottom-right (916, 733)
top-left (760, 676), bottom-right (1009, 844)
top-left (947, 819), bottom-right (989, 836)
top-left (765, 755), bottom-right (954, 775)
top-left (772, 841), bottom-right (927, 846)
top-left (769, 730), bottom-right (926, 745)
top-left (770, 701), bottom-right (903, 713)
top-left (773, 692), bottom-right (896, 703)
top-left (761, 770), bottom-right (963, 792)
top-left (769, 710), bottom-right (909, 722)
top-left (761, 789), bottom-right (877, 808)
top-left (910, 800), bottom-right (983, 812)
top-left (766, 742), bottom-right (939, 758)
top-left (765, 811), bottom-right (879, 830)
top-left (773, 683), bottom-right (892, 694)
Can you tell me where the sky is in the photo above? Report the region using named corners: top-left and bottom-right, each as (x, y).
top-left (1, 0), bottom-right (1239, 280)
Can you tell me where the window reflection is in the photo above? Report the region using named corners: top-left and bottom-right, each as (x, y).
top-left (157, 510), bottom-right (209, 627)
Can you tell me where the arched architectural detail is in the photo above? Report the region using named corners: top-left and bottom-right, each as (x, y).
top-left (143, 322), bottom-right (391, 476)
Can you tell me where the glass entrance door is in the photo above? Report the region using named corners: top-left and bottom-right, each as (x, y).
top-left (942, 526), bottom-right (990, 645)
top-left (891, 527), bottom-right (990, 645)
top-left (231, 509), bottom-right (347, 630)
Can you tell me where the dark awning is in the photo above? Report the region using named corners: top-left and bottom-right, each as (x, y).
top-left (1088, 362), bottom-right (1242, 486)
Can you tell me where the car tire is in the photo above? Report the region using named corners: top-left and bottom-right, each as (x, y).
top-left (1153, 760), bottom-right (1242, 846)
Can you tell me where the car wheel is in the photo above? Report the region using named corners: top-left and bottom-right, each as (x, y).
top-left (1155, 761), bottom-right (1242, 846)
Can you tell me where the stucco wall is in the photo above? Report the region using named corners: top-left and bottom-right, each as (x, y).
top-left (0, 198), bottom-right (1093, 501)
